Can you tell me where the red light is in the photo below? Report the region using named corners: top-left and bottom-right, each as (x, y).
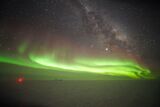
top-left (16, 77), bottom-right (25, 84)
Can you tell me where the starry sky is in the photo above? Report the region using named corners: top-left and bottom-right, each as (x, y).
top-left (1, 1), bottom-right (160, 107)
top-left (0, 0), bottom-right (160, 79)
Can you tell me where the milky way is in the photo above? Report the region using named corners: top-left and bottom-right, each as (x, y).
top-left (0, 0), bottom-right (156, 79)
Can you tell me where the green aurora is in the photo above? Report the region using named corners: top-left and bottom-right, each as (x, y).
top-left (0, 43), bottom-right (154, 79)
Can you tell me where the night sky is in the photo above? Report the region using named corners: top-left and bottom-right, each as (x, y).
top-left (0, 0), bottom-right (160, 79)
top-left (0, 0), bottom-right (160, 106)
